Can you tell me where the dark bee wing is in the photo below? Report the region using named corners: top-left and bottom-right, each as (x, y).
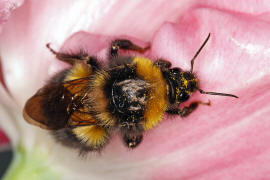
top-left (23, 90), bottom-right (53, 130)
top-left (68, 107), bottom-right (97, 127)
top-left (23, 78), bottom-right (97, 130)
top-left (61, 78), bottom-right (98, 127)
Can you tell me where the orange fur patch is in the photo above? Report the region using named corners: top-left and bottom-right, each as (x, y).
top-left (64, 63), bottom-right (91, 81)
top-left (72, 126), bottom-right (108, 148)
top-left (132, 57), bottom-right (168, 130)
top-left (90, 71), bottom-right (117, 126)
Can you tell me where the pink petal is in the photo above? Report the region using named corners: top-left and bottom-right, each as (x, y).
top-left (0, 0), bottom-right (23, 32)
top-left (0, 0), bottom-right (23, 98)
top-left (1, 0), bottom-right (270, 179)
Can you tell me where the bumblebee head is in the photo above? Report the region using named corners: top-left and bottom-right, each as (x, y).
top-left (166, 68), bottom-right (198, 104)
top-left (166, 33), bottom-right (238, 105)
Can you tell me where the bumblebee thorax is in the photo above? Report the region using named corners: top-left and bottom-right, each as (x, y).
top-left (111, 78), bottom-right (150, 116)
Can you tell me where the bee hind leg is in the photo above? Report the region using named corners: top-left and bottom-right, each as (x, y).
top-left (110, 39), bottom-right (150, 57)
top-left (46, 43), bottom-right (99, 69)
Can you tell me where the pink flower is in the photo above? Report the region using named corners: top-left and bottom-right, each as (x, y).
top-left (1, 0), bottom-right (270, 179)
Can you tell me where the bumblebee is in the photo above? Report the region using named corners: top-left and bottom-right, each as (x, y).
top-left (23, 34), bottom-right (238, 153)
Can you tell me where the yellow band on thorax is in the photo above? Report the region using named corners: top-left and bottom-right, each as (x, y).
top-left (132, 57), bottom-right (168, 130)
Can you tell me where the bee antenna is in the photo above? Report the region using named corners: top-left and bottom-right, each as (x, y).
top-left (197, 87), bottom-right (238, 98)
top-left (190, 33), bottom-right (211, 73)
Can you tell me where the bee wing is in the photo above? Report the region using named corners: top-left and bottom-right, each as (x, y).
top-left (23, 91), bottom-right (53, 130)
top-left (23, 77), bottom-right (97, 130)
top-left (68, 109), bottom-right (97, 127)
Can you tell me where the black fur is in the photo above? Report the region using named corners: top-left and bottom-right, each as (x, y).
top-left (104, 62), bottom-right (148, 127)
top-left (122, 133), bottom-right (143, 148)
top-left (41, 81), bottom-right (72, 129)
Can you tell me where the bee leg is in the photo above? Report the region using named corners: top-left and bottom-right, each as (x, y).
top-left (110, 39), bottom-right (150, 57)
top-left (153, 59), bottom-right (172, 70)
top-left (46, 43), bottom-right (100, 68)
top-left (122, 133), bottom-right (143, 149)
top-left (166, 100), bottom-right (211, 117)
